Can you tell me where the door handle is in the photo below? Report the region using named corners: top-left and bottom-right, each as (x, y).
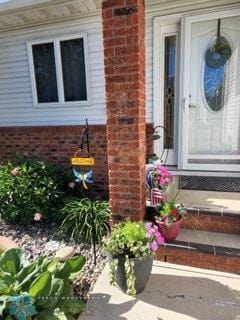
top-left (189, 103), bottom-right (197, 108)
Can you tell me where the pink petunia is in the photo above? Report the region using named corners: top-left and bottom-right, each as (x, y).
top-left (150, 240), bottom-right (159, 252)
top-left (155, 232), bottom-right (165, 245)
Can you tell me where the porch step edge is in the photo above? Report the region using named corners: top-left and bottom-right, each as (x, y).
top-left (166, 240), bottom-right (240, 259)
top-left (187, 207), bottom-right (240, 218)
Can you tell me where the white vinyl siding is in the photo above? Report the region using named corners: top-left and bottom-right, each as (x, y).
top-left (0, 16), bottom-right (105, 127)
top-left (145, 0), bottom-right (240, 123)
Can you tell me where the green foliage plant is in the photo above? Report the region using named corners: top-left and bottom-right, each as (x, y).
top-left (103, 221), bottom-right (164, 296)
top-left (0, 160), bottom-right (69, 224)
top-left (156, 188), bottom-right (187, 227)
top-left (57, 197), bottom-right (110, 244)
top-left (0, 248), bottom-right (86, 320)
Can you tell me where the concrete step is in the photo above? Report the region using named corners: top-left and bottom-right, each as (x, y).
top-left (165, 189), bottom-right (240, 234)
top-left (156, 229), bottom-right (240, 274)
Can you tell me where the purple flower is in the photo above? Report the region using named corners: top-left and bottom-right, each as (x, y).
top-left (145, 222), bottom-right (165, 252)
top-left (150, 240), bottom-right (159, 252)
top-left (155, 232), bottom-right (165, 245)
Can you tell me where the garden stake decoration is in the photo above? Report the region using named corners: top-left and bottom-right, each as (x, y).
top-left (71, 119), bottom-right (97, 265)
top-left (147, 125), bottom-right (172, 206)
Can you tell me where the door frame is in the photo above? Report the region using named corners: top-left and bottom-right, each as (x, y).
top-left (180, 7), bottom-right (240, 172)
top-left (153, 15), bottom-right (181, 166)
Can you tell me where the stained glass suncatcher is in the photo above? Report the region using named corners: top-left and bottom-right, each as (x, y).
top-left (204, 63), bottom-right (226, 111)
top-left (203, 19), bottom-right (232, 112)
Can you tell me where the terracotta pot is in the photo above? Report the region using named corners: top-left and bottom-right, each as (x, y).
top-left (158, 218), bottom-right (182, 242)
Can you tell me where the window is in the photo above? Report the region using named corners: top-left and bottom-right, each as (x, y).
top-left (164, 35), bottom-right (176, 149)
top-left (32, 42), bottom-right (58, 103)
top-left (28, 35), bottom-right (89, 106)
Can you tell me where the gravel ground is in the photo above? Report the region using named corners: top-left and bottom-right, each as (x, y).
top-left (0, 220), bottom-right (107, 300)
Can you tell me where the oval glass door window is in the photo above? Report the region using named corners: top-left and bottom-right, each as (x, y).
top-left (204, 62), bottom-right (226, 111)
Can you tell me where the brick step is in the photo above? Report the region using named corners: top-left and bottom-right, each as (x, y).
top-left (182, 207), bottom-right (240, 234)
top-left (156, 229), bottom-right (240, 274)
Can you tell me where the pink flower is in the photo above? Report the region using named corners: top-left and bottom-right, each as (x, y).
top-left (11, 167), bottom-right (20, 176)
top-left (34, 212), bottom-right (42, 222)
top-left (155, 232), bottom-right (165, 245)
top-left (150, 240), bottom-right (159, 252)
top-left (68, 182), bottom-right (76, 189)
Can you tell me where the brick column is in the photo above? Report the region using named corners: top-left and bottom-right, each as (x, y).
top-left (102, 0), bottom-right (146, 222)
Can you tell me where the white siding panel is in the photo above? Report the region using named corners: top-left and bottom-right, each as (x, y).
top-left (0, 16), bottom-right (106, 127)
top-left (145, 0), bottom-right (240, 123)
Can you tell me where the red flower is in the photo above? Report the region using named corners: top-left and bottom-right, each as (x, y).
top-left (171, 209), bottom-right (178, 216)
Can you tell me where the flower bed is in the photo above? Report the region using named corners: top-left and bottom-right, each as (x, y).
top-left (0, 221), bottom-right (107, 300)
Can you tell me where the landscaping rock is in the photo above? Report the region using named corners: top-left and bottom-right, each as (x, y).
top-left (0, 236), bottom-right (18, 251)
top-left (0, 220), bottom-right (107, 299)
top-left (55, 246), bottom-right (75, 261)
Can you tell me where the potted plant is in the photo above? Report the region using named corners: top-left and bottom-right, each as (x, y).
top-left (103, 220), bottom-right (164, 296)
top-left (155, 200), bottom-right (187, 242)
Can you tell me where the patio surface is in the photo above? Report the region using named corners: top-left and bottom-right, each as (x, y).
top-left (80, 261), bottom-right (240, 320)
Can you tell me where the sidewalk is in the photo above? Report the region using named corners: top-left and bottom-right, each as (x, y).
top-left (80, 261), bottom-right (240, 320)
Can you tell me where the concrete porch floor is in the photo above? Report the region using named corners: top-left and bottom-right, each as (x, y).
top-left (80, 261), bottom-right (240, 320)
top-left (178, 190), bottom-right (240, 213)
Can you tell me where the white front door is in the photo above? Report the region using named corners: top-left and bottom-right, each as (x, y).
top-left (181, 8), bottom-right (240, 171)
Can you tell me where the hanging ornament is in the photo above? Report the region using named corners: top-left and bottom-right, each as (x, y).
top-left (205, 19), bottom-right (232, 69)
top-left (73, 168), bottom-right (93, 189)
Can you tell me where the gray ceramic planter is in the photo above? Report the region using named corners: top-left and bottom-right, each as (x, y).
top-left (109, 255), bottom-right (154, 294)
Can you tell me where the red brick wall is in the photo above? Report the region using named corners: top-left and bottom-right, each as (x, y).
top-left (0, 125), bottom-right (108, 196)
top-left (102, 0), bottom-right (146, 221)
top-left (0, 124), bottom-right (154, 197)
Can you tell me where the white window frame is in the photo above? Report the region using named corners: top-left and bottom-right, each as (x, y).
top-left (27, 33), bottom-right (91, 108)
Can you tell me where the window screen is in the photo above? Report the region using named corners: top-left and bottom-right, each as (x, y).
top-left (60, 38), bottom-right (87, 102)
top-left (32, 42), bottom-right (59, 103)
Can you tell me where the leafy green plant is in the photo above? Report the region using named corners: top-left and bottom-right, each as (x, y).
top-left (58, 198), bottom-right (110, 244)
top-left (103, 221), bottom-right (164, 295)
top-left (156, 201), bottom-right (186, 226)
top-left (0, 160), bottom-right (70, 224)
top-left (0, 248), bottom-right (86, 320)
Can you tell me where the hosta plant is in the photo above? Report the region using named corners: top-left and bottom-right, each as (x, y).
top-left (0, 248), bottom-right (86, 320)
top-left (58, 197), bottom-right (110, 244)
top-left (103, 221), bottom-right (164, 296)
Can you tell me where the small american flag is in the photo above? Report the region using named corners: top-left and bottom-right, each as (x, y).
top-left (150, 188), bottom-right (163, 206)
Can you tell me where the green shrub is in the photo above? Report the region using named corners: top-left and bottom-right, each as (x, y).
top-left (0, 248), bottom-right (86, 320)
top-left (0, 160), bottom-right (69, 224)
top-left (58, 198), bottom-right (110, 243)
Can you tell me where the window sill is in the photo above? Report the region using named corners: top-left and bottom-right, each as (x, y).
top-left (33, 100), bottom-right (91, 108)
